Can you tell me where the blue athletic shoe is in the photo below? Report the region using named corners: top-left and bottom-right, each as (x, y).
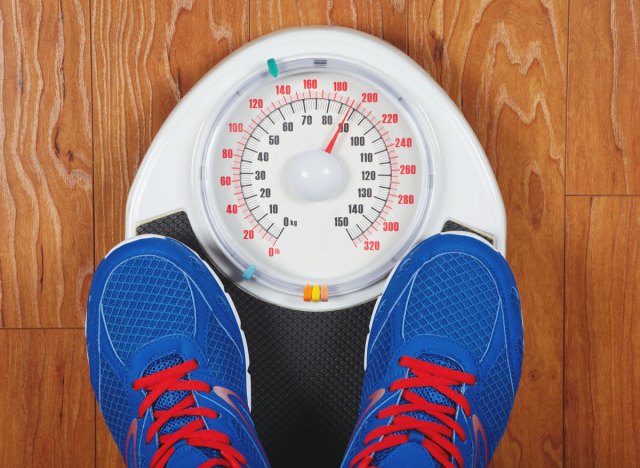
top-left (86, 235), bottom-right (269, 468)
top-left (342, 233), bottom-right (524, 468)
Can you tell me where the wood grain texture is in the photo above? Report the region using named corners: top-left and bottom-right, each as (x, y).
top-left (250, 0), bottom-right (408, 51)
top-left (92, 0), bottom-right (248, 261)
top-left (0, 0), bottom-right (636, 465)
top-left (0, 0), bottom-right (93, 327)
top-left (410, 1), bottom-right (567, 465)
top-left (565, 197), bottom-right (640, 466)
top-left (567, 0), bottom-right (640, 194)
top-left (91, 1), bottom-right (248, 464)
top-left (0, 329), bottom-right (95, 466)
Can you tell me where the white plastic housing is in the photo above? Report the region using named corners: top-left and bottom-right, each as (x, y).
top-left (126, 27), bottom-right (506, 312)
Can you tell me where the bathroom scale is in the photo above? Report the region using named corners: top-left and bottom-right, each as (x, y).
top-left (126, 26), bottom-right (505, 467)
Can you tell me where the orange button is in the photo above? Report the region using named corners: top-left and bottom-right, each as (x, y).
top-left (303, 284), bottom-right (313, 301)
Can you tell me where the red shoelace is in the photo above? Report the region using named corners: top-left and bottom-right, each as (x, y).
top-left (351, 356), bottom-right (477, 468)
top-left (133, 359), bottom-right (247, 468)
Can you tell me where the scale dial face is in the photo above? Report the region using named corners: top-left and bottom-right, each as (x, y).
top-left (201, 59), bottom-right (433, 302)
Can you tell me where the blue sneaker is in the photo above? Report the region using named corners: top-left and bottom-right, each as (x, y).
top-left (86, 235), bottom-right (269, 468)
top-left (342, 233), bottom-right (524, 468)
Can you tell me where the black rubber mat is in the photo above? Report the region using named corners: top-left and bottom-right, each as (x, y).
top-left (137, 211), bottom-right (374, 467)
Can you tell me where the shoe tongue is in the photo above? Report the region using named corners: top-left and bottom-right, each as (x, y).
top-left (378, 444), bottom-right (437, 468)
top-left (143, 354), bottom-right (221, 460)
top-left (411, 354), bottom-right (463, 420)
top-left (143, 354), bottom-right (198, 437)
top-left (372, 354), bottom-right (462, 466)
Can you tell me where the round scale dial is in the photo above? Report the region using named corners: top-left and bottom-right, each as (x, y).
top-left (200, 59), bottom-right (433, 302)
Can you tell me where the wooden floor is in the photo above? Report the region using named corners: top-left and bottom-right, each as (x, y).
top-left (0, 0), bottom-right (638, 466)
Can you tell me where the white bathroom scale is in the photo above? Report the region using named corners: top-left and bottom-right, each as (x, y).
top-left (126, 27), bottom-right (505, 467)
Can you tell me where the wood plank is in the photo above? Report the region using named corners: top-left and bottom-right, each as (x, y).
top-left (92, 0), bottom-right (248, 261)
top-left (410, 1), bottom-right (567, 465)
top-left (567, 0), bottom-right (640, 194)
top-left (0, 329), bottom-right (95, 466)
top-left (249, 0), bottom-right (408, 51)
top-left (91, 1), bottom-right (248, 464)
top-left (565, 196), bottom-right (640, 466)
top-left (0, 0), bottom-right (93, 327)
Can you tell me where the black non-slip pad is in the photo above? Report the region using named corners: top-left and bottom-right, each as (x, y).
top-left (137, 211), bottom-right (374, 467)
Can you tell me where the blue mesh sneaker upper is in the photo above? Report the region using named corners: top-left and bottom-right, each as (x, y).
top-left (341, 233), bottom-right (524, 468)
top-left (86, 235), bottom-right (269, 468)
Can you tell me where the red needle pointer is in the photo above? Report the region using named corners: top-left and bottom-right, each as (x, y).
top-left (324, 106), bottom-right (352, 154)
